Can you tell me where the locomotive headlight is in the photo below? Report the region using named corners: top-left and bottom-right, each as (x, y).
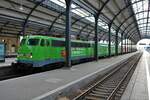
top-left (17, 53), bottom-right (23, 57)
top-left (26, 53), bottom-right (32, 58)
top-left (29, 53), bottom-right (32, 58)
top-left (30, 55), bottom-right (32, 58)
top-left (17, 53), bottom-right (32, 58)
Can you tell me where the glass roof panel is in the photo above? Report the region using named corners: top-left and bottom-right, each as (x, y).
top-left (50, 0), bottom-right (66, 8)
top-left (139, 24), bottom-right (147, 28)
top-left (48, 0), bottom-right (111, 34)
top-left (39, 0), bottom-right (121, 37)
top-left (132, 0), bottom-right (149, 36)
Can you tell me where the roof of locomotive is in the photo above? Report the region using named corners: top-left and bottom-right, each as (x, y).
top-left (23, 35), bottom-right (109, 45)
top-left (23, 35), bottom-right (92, 43)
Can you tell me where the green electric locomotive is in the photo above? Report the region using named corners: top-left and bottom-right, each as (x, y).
top-left (14, 35), bottom-right (118, 68)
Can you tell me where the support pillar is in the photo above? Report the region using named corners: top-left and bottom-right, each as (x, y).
top-left (121, 33), bottom-right (123, 54)
top-left (129, 39), bottom-right (130, 52)
top-left (130, 39), bottom-right (131, 53)
top-left (127, 39), bottom-right (128, 53)
top-left (127, 38), bottom-right (129, 53)
top-left (94, 15), bottom-right (99, 61)
top-left (65, 0), bottom-right (72, 67)
top-left (131, 41), bottom-right (132, 52)
top-left (115, 31), bottom-right (118, 55)
top-left (125, 38), bottom-right (127, 53)
top-left (108, 24), bottom-right (111, 57)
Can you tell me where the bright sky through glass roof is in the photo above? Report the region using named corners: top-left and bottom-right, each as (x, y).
top-left (132, 0), bottom-right (149, 36)
top-left (49, 0), bottom-right (110, 31)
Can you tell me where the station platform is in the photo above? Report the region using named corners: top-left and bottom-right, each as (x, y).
top-left (121, 51), bottom-right (149, 100)
top-left (0, 58), bottom-right (16, 67)
top-left (0, 52), bottom-right (138, 100)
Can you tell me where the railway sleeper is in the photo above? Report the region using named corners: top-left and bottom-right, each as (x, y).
top-left (94, 88), bottom-right (112, 93)
top-left (91, 90), bottom-right (110, 95)
top-left (98, 85), bottom-right (117, 89)
top-left (85, 96), bottom-right (105, 100)
top-left (116, 89), bottom-right (125, 94)
top-left (73, 54), bottom-right (142, 100)
top-left (104, 82), bottom-right (116, 85)
top-left (97, 86), bottom-right (115, 90)
top-left (88, 93), bottom-right (109, 99)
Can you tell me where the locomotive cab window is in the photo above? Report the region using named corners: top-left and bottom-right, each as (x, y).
top-left (28, 38), bottom-right (39, 46)
top-left (40, 39), bottom-right (45, 46)
top-left (20, 39), bottom-right (26, 45)
top-left (46, 40), bottom-right (50, 46)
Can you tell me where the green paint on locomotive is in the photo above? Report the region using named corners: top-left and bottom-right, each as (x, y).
top-left (17, 35), bottom-right (118, 65)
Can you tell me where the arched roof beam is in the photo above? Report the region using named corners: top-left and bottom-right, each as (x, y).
top-left (96, 0), bottom-right (111, 17)
top-left (71, 15), bottom-right (93, 26)
top-left (73, 0), bottom-right (97, 14)
top-left (145, 0), bottom-right (150, 36)
top-left (116, 10), bottom-right (150, 41)
top-left (77, 0), bottom-right (111, 39)
top-left (108, 0), bottom-right (144, 40)
top-left (78, 0), bottom-right (127, 40)
top-left (0, 21), bottom-right (9, 33)
top-left (121, 16), bottom-right (150, 40)
top-left (127, 0), bottom-right (141, 40)
top-left (98, 33), bottom-right (105, 41)
top-left (127, 30), bottom-right (139, 43)
top-left (87, 27), bottom-right (109, 39)
top-left (48, 7), bottom-right (82, 33)
top-left (78, 23), bottom-right (93, 35)
top-left (104, 36), bottom-right (116, 43)
top-left (124, 25), bottom-right (149, 42)
top-left (21, 0), bottom-right (46, 35)
top-left (126, 25), bottom-right (150, 39)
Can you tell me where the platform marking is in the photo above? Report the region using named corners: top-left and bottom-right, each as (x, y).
top-left (144, 51), bottom-right (150, 100)
top-left (45, 78), bottom-right (62, 83)
top-left (70, 68), bottom-right (77, 71)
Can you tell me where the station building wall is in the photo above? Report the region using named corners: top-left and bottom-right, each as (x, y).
top-left (0, 36), bottom-right (19, 56)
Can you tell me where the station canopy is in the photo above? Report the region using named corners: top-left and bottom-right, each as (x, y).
top-left (0, 0), bottom-right (149, 43)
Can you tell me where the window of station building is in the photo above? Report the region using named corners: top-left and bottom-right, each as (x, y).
top-left (12, 44), bottom-right (15, 47)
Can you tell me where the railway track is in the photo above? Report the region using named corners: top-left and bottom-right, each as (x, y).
top-left (0, 66), bottom-right (20, 80)
top-left (73, 53), bottom-right (142, 100)
top-left (0, 65), bottom-right (61, 81)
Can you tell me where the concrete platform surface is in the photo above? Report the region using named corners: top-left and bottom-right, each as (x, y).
top-left (0, 58), bottom-right (16, 67)
top-left (121, 51), bottom-right (149, 100)
top-left (0, 52), bottom-right (137, 100)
